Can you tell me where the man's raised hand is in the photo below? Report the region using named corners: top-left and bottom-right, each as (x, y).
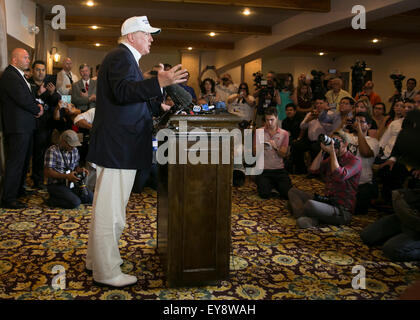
top-left (157, 64), bottom-right (188, 88)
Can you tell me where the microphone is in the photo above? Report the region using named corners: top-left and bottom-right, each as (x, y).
top-left (165, 84), bottom-right (193, 112)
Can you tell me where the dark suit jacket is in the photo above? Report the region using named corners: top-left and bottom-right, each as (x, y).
top-left (0, 65), bottom-right (40, 134)
top-left (71, 78), bottom-right (97, 111)
top-left (87, 44), bottom-right (163, 169)
top-left (28, 77), bottom-right (61, 132)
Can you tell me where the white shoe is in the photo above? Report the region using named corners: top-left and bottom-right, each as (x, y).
top-left (93, 273), bottom-right (137, 288)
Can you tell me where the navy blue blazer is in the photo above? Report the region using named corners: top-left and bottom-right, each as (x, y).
top-left (0, 65), bottom-right (40, 134)
top-left (87, 44), bottom-right (163, 169)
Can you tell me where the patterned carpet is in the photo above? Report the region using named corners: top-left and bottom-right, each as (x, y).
top-left (0, 175), bottom-right (419, 300)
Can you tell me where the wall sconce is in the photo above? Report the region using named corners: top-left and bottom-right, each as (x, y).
top-left (50, 47), bottom-right (61, 63)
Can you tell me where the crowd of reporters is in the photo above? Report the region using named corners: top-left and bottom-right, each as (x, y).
top-left (2, 54), bottom-right (420, 262)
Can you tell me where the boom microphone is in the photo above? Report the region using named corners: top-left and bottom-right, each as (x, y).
top-left (165, 84), bottom-right (193, 112)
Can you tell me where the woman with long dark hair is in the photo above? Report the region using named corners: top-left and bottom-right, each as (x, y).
top-left (198, 78), bottom-right (221, 105)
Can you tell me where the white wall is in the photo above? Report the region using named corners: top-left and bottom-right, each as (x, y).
top-left (335, 43), bottom-right (420, 111)
top-left (262, 55), bottom-right (334, 84)
top-left (5, 0), bottom-right (36, 48)
top-left (67, 47), bottom-right (107, 76)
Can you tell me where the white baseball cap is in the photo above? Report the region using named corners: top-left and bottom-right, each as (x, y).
top-left (121, 16), bottom-right (161, 36)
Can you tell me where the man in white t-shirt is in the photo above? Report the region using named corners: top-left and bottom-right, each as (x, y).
top-left (342, 112), bottom-right (379, 215)
top-left (56, 57), bottom-right (79, 95)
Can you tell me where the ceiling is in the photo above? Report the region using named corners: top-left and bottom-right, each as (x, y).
top-left (35, 0), bottom-right (326, 52)
top-left (35, 0), bottom-right (420, 58)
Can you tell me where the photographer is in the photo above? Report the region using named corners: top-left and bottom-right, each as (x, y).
top-left (292, 96), bottom-right (340, 174)
top-left (288, 132), bottom-right (362, 229)
top-left (226, 82), bottom-right (256, 121)
top-left (44, 130), bottom-right (93, 209)
top-left (341, 112), bottom-right (379, 215)
top-left (254, 71), bottom-right (281, 127)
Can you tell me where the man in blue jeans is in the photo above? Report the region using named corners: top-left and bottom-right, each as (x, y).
top-left (44, 130), bottom-right (93, 208)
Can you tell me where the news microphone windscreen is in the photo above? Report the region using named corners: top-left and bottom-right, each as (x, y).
top-left (165, 84), bottom-right (193, 110)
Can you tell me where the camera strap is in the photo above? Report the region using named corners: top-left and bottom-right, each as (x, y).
top-left (59, 148), bottom-right (73, 172)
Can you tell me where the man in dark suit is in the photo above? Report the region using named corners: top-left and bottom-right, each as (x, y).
top-left (71, 63), bottom-right (97, 112)
top-left (0, 48), bottom-right (43, 208)
top-left (85, 16), bottom-right (187, 287)
top-left (28, 60), bottom-right (61, 189)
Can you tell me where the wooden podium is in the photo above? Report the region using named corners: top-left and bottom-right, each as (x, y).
top-left (157, 113), bottom-right (241, 287)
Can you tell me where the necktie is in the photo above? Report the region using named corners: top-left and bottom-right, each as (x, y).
top-left (85, 81), bottom-right (89, 92)
top-left (67, 73), bottom-right (73, 84)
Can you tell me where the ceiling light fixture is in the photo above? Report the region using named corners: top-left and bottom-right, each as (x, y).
top-left (318, 52), bottom-right (325, 56)
top-left (242, 8), bottom-right (251, 16)
top-left (86, 1), bottom-right (95, 7)
top-left (187, 47), bottom-right (193, 51)
top-left (91, 25), bottom-right (99, 30)
top-left (95, 43), bottom-right (101, 47)
top-left (372, 38), bottom-right (379, 43)
top-left (209, 32), bottom-right (216, 37)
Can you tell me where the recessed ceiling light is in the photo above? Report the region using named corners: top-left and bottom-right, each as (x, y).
top-left (372, 38), bottom-right (379, 43)
top-left (209, 32), bottom-right (216, 37)
top-left (86, 1), bottom-right (95, 7)
top-left (187, 47), bottom-right (193, 51)
top-left (95, 43), bottom-right (101, 47)
top-left (318, 52), bottom-right (325, 56)
top-left (91, 25), bottom-right (99, 30)
top-left (242, 8), bottom-right (251, 16)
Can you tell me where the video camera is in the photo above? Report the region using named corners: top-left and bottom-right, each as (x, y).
top-left (351, 61), bottom-right (367, 97)
top-left (253, 71), bottom-right (275, 99)
top-left (310, 70), bottom-right (325, 98)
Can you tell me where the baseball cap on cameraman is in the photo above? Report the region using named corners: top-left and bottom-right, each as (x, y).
top-left (121, 16), bottom-right (161, 36)
top-left (61, 130), bottom-right (82, 147)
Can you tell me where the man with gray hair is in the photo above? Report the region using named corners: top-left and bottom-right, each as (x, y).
top-left (56, 57), bottom-right (79, 95)
top-left (86, 16), bottom-right (187, 287)
top-left (325, 78), bottom-right (351, 111)
top-left (71, 63), bottom-right (97, 111)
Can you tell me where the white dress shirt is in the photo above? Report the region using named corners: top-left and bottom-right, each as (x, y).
top-left (11, 65), bottom-right (31, 91)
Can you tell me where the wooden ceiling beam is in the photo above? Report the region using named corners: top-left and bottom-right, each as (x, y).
top-left (327, 28), bottom-right (420, 41)
top-left (93, 0), bottom-right (330, 12)
top-left (150, 0), bottom-right (331, 12)
top-left (46, 15), bottom-right (271, 35)
top-left (286, 44), bottom-right (382, 55)
top-left (59, 35), bottom-right (235, 50)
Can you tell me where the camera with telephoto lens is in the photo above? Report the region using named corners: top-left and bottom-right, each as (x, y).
top-left (74, 171), bottom-right (88, 198)
top-left (318, 134), bottom-right (341, 149)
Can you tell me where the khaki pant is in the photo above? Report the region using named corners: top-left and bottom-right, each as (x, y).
top-left (86, 166), bottom-right (136, 281)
